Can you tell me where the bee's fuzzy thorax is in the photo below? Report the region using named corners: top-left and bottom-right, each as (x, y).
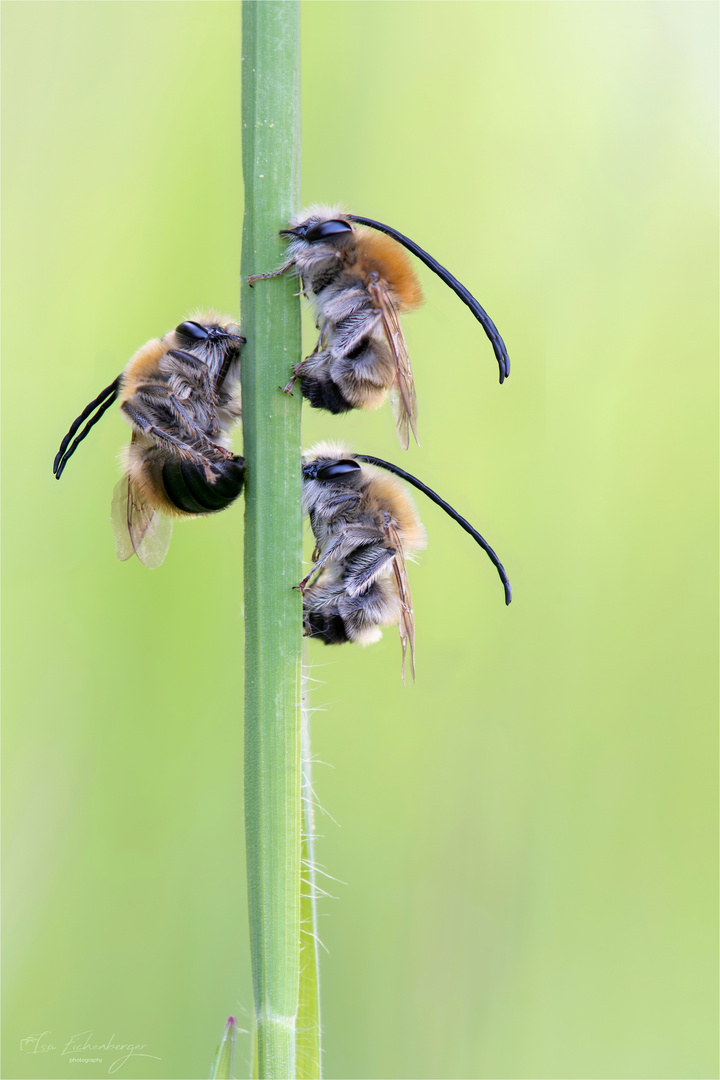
top-left (302, 442), bottom-right (427, 552)
top-left (361, 468), bottom-right (427, 553)
top-left (353, 229), bottom-right (424, 311)
top-left (119, 338), bottom-right (166, 401)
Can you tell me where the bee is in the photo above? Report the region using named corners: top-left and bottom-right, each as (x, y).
top-left (53, 311), bottom-right (246, 568)
top-left (301, 442), bottom-right (512, 680)
top-left (249, 205), bottom-right (510, 450)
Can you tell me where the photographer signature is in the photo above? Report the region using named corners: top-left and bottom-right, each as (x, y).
top-left (20, 1030), bottom-right (161, 1074)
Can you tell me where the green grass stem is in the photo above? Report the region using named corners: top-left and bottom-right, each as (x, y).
top-left (240, 2), bottom-right (308, 1077)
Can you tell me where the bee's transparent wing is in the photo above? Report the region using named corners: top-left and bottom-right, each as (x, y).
top-left (368, 278), bottom-right (419, 451)
top-left (111, 474), bottom-right (172, 569)
top-left (383, 517), bottom-right (416, 682)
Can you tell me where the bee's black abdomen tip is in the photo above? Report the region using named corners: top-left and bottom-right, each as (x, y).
top-left (162, 455), bottom-right (245, 515)
top-left (305, 610), bottom-right (350, 644)
top-left (300, 377), bottom-right (354, 415)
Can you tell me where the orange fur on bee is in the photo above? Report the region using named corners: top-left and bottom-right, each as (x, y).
top-left (361, 467), bottom-right (428, 552)
top-left (352, 229), bottom-right (425, 311)
top-left (118, 338), bottom-right (167, 401)
top-left (120, 441), bottom-right (181, 517)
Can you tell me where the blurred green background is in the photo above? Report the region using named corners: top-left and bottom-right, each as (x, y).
top-left (2, 2), bottom-right (717, 1078)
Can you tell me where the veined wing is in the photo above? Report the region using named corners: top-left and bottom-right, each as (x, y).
top-left (368, 277), bottom-right (419, 451)
top-left (383, 515), bottom-right (416, 683)
top-left (111, 474), bottom-right (172, 569)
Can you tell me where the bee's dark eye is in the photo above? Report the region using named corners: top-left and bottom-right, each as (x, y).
top-left (316, 460), bottom-right (361, 481)
top-left (304, 220), bottom-right (353, 244)
top-left (175, 321), bottom-right (209, 341)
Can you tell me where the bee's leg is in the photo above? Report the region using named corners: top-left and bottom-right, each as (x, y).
top-left (294, 563), bottom-right (325, 595)
top-left (164, 349), bottom-right (213, 388)
top-left (296, 527), bottom-right (378, 593)
top-left (164, 349), bottom-right (214, 395)
top-left (132, 389), bottom-right (206, 447)
top-left (295, 537), bottom-right (345, 593)
top-left (282, 344), bottom-right (321, 394)
top-left (247, 262), bottom-right (293, 287)
top-left (317, 319), bottom-right (333, 350)
top-left (292, 358), bottom-right (310, 376)
top-left (132, 384), bottom-right (234, 461)
top-left (121, 400), bottom-right (198, 461)
top-left (213, 348), bottom-right (240, 432)
top-left (121, 399), bottom-right (232, 464)
top-left (163, 349), bottom-right (221, 433)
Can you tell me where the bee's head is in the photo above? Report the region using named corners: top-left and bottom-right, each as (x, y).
top-left (302, 458), bottom-right (362, 484)
top-left (174, 320), bottom-right (245, 347)
top-left (281, 217), bottom-right (354, 246)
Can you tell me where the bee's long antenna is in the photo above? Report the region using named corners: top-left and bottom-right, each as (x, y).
top-left (355, 453), bottom-right (512, 605)
top-left (348, 214), bottom-right (510, 384)
top-left (53, 376), bottom-right (122, 479)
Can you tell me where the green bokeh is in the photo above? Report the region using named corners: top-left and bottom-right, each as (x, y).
top-left (2, 3), bottom-right (717, 1079)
